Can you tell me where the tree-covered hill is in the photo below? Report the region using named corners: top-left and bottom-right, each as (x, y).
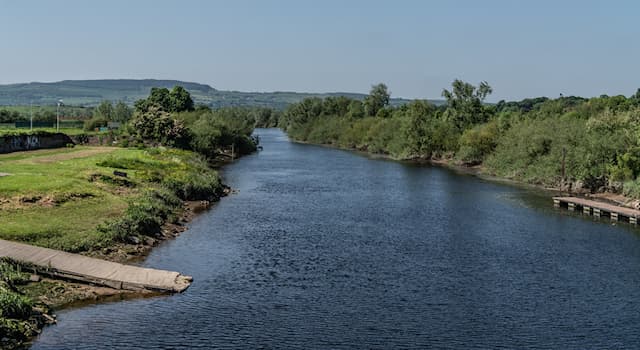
top-left (0, 79), bottom-right (425, 109)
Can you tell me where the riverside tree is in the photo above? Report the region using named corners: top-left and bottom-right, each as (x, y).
top-left (129, 86), bottom-right (257, 157)
top-left (134, 86), bottom-right (195, 113)
top-left (364, 83), bottom-right (390, 117)
top-left (441, 80), bottom-right (493, 129)
top-left (279, 80), bottom-right (640, 198)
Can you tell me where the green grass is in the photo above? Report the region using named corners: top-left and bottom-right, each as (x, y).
top-left (0, 146), bottom-right (221, 252)
top-left (0, 127), bottom-right (104, 136)
top-left (0, 147), bottom-right (118, 196)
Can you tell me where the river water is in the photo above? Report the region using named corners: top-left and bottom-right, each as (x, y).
top-left (32, 129), bottom-right (640, 349)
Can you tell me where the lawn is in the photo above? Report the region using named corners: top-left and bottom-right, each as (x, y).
top-left (0, 147), bottom-right (136, 250)
top-left (0, 146), bottom-right (220, 252)
top-left (0, 128), bottom-right (104, 136)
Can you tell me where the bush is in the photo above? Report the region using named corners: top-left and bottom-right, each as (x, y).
top-left (84, 116), bottom-right (108, 131)
top-left (97, 188), bottom-right (181, 242)
top-left (97, 156), bottom-right (153, 170)
top-left (163, 171), bottom-right (221, 200)
top-left (457, 121), bottom-right (499, 164)
top-left (623, 179), bottom-right (640, 199)
top-left (0, 288), bottom-right (32, 319)
top-left (130, 106), bottom-right (191, 148)
top-left (0, 261), bottom-right (30, 286)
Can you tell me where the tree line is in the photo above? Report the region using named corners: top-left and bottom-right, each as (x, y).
top-left (119, 86), bottom-right (259, 158)
top-left (276, 81), bottom-right (640, 198)
top-left (0, 106), bottom-right (92, 123)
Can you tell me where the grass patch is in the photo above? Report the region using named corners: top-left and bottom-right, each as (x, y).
top-left (0, 146), bottom-right (223, 252)
top-left (0, 128), bottom-right (104, 137)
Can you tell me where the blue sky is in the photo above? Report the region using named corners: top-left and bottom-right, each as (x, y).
top-left (0, 0), bottom-right (639, 101)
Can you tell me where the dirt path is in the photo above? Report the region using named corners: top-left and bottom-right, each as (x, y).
top-left (12, 147), bottom-right (116, 164)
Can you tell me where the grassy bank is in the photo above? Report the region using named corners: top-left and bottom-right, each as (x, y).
top-left (0, 146), bottom-right (223, 252)
top-left (0, 145), bottom-right (228, 345)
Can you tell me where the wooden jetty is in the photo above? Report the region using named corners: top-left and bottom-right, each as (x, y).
top-left (553, 196), bottom-right (640, 224)
top-left (0, 239), bottom-right (192, 292)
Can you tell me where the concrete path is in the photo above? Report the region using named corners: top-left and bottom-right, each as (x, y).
top-left (0, 239), bottom-right (191, 292)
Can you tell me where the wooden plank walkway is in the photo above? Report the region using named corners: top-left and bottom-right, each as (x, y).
top-left (554, 196), bottom-right (640, 224)
top-left (0, 239), bottom-right (191, 292)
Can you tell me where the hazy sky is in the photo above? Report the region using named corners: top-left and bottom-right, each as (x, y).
top-left (1, 0), bottom-right (639, 101)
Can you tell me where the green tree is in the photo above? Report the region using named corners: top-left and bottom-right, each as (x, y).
top-left (322, 96), bottom-right (351, 117)
top-left (402, 100), bottom-right (437, 155)
top-left (346, 100), bottom-right (365, 119)
top-left (135, 87), bottom-right (172, 112)
top-left (130, 106), bottom-right (190, 147)
top-left (364, 83), bottom-right (390, 117)
top-left (113, 101), bottom-right (132, 122)
top-left (457, 121), bottom-right (500, 164)
top-left (442, 80), bottom-right (492, 129)
top-left (169, 86), bottom-right (195, 112)
top-left (95, 101), bottom-right (114, 120)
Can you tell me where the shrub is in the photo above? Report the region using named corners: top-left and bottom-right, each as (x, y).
top-left (84, 116), bottom-right (108, 131)
top-left (623, 179), bottom-right (640, 199)
top-left (457, 121), bottom-right (499, 164)
top-left (163, 171), bottom-right (221, 200)
top-left (97, 188), bottom-right (181, 242)
top-left (0, 288), bottom-right (32, 319)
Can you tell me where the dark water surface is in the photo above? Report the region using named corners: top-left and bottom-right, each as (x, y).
top-left (33, 129), bottom-right (640, 349)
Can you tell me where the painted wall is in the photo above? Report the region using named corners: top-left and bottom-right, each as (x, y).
top-left (0, 133), bottom-right (73, 154)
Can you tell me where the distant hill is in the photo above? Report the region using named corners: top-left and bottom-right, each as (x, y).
top-left (0, 79), bottom-right (442, 109)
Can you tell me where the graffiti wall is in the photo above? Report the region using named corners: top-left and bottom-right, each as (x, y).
top-left (0, 133), bottom-right (74, 154)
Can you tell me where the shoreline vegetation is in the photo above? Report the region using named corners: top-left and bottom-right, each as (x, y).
top-left (274, 81), bottom-right (640, 209)
top-left (0, 87), bottom-right (259, 348)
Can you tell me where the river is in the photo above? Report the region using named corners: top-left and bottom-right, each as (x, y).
top-left (32, 128), bottom-right (640, 349)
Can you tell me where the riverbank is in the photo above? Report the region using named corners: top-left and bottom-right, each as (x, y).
top-left (293, 138), bottom-right (640, 212)
top-left (0, 145), bottom-right (237, 348)
top-left (418, 157), bottom-right (640, 210)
